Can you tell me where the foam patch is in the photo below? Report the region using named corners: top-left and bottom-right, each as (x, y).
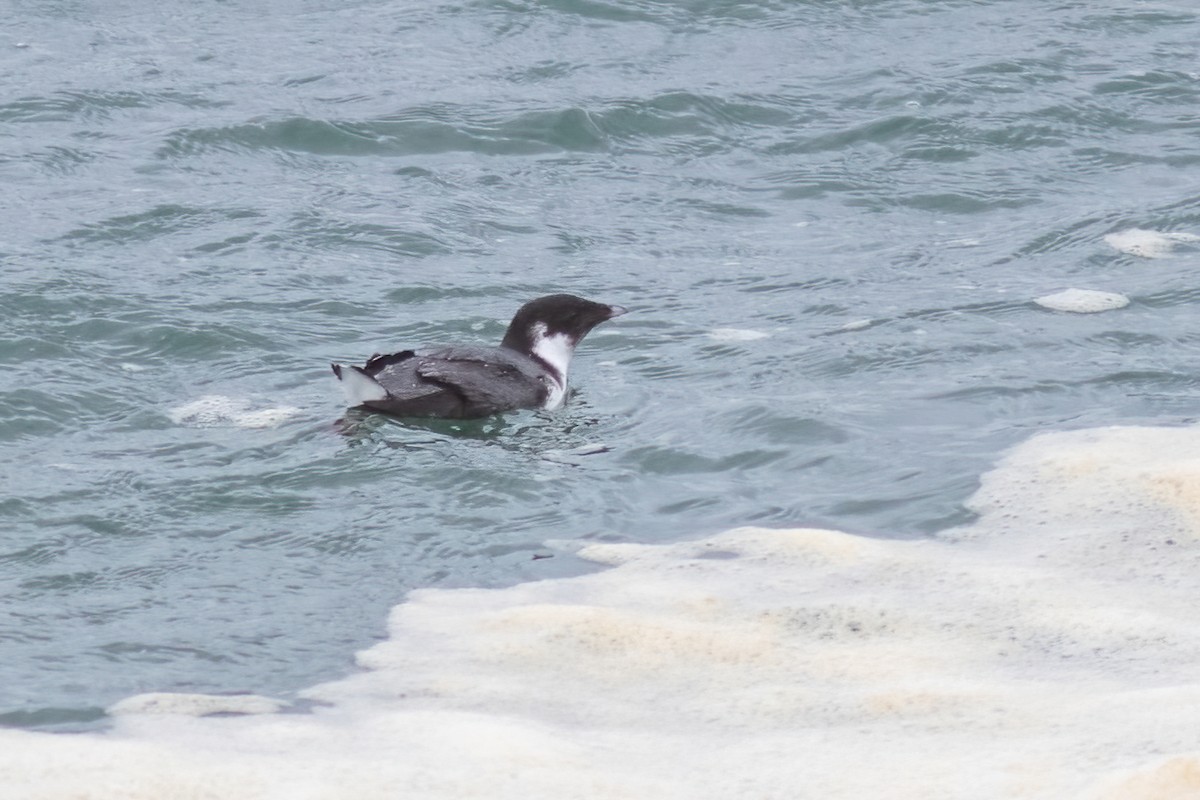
top-left (168, 395), bottom-right (301, 429)
top-left (108, 693), bottom-right (287, 717)
top-left (1103, 229), bottom-right (1200, 259)
top-left (1034, 288), bottom-right (1129, 313)
top-left (706, 328), bottom-right (770, 342)
top-left (8, 424), bottom-right (1200, 798)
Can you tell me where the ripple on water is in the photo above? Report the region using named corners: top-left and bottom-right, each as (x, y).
top-left (158, 106), bottom-right (610, 159)
top-left (57, 205), bottom-right (264, 247)
top-left (0, 90), bottom-right (223, 125)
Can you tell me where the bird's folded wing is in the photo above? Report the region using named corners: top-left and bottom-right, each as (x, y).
top-left (415, 357), bottom-right (543, 410)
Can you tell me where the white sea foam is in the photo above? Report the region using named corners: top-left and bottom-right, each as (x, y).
top-left (108, 693), bottom-right (286, 717)
top-left (168, 395), bottom-right (301, 429)
top-left (706, 328), bottom-right (770, 342)
top-left (1104, 228), bottom-right (1200, 259)
top-left (7, 424), bottom-right (1200, 798)
top-left (1034, 288), bottom-right (1130, 313)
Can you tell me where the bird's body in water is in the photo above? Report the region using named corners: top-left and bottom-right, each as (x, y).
top-left (331, 294), bottom-right (626, 419)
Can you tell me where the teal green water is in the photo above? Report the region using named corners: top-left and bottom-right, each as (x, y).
top-left (3, 0), bottom-right (1200, 729)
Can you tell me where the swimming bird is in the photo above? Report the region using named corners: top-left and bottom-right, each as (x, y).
top-left (331, 294), bottom-right (626, 419)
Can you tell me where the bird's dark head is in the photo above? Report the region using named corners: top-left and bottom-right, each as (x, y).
top-left (500, 294), bottom-right (626, 375)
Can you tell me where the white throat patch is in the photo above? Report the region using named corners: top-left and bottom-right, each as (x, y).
top-left (530, 323), bottom-right (575, 409)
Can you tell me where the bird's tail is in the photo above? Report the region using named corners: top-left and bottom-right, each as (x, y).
top-left (331, 363), bottom-right (389, 406)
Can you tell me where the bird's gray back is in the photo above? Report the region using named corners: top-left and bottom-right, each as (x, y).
top-left (367, 345), bottom-right (551, 417)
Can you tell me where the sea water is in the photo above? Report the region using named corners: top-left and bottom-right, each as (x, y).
top-left (3, 0), bottom-right (1200, 796)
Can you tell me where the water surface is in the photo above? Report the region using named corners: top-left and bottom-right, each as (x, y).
top-left (2, 0), bottom-right (1200, 730)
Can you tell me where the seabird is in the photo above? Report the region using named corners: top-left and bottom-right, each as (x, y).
top-left (331, 294), bottom-right (626, 419)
